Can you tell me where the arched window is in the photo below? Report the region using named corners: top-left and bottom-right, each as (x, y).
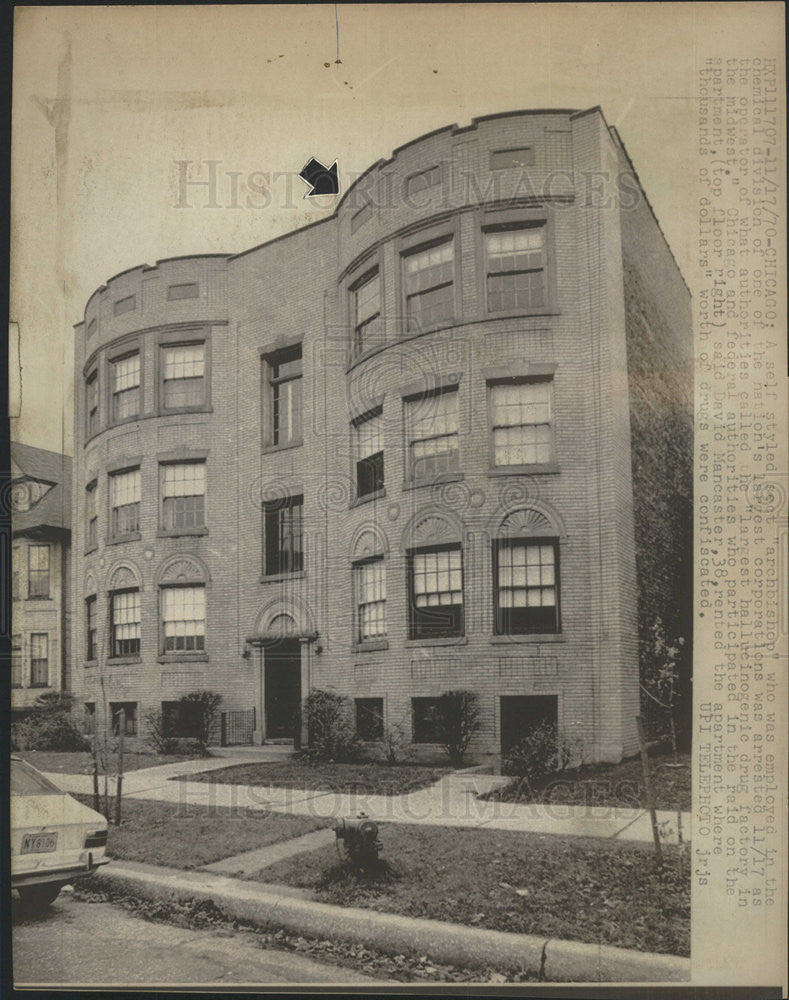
top-left (404, 512), bottom-right (464, 640)
top-left (156, 556), bottom-right (209, 657)
top-left (494, 509), bottom-right (560, 635)
top-left (350, 525), bottom-right (389, 646)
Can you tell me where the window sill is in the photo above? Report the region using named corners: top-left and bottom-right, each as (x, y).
top-left (260, 570), bottom-right (307, 584)
top-left (157, 653), bottom-right (210, 664)
top-left (157, 404), bottom-right (213, 417)
top-left (487, 463), bottom-right (560, 477)
top-left (107, 656), bottom-right (142, 666)
top-left (261, 439), bottom-right (304, 455)
top-left (406, 635), bottom-right (468, 648)
top-left (350, 487), bottom-right (387, 508)
top-left (85, 659), bottom-right (98, 668)
top-left (84, 545), bottom-right (98, 556)
top-left (29, 683), bottom-right (52, 690)
top-left (490, 633), bottom-right (565, 644)
top-left (107, 413), bottom-right (143, 431)
top-left (402, 472), bottom-right (465, 492)
top-left (107, 532), bottom-right (142, 546)
top-left (484, 307), bottom-right (561, 320)
top-left (25, 596), bottom-right (52, 602)
top-left (157, 527), bottom-right (208, 538)
top-left (353, 639), bottom-right (389, 653)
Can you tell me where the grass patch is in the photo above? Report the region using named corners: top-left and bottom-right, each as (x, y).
top-left (258, 823), bottom-right (690, 956)
top-left (178, 760), bottom-right (450, 796)
top-left (482, 749), bottom-right (691, 812)
top-left (74, 795), bottom-right (331, 869)
top-left (19, 749), bottom-right (202, 775)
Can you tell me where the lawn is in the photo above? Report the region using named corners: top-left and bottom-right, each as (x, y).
top-left (18, 749), bottom-right (201, 775)
top-left (74, 795), bottom-right (331, 869)
top-left (178, 760), bottom-right (450, 796)
top-left (258, 823), bottom-right (690, 957)
top-left (481, 749), bottom-right (691, 812)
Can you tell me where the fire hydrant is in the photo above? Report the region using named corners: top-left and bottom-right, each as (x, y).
top-left (334, 811), bottom-right (381, 871)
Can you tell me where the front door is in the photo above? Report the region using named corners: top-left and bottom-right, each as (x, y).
top-left (264, 639), bottom-right (301, 740)
top-left (500, 695), bottom-right (558, 756)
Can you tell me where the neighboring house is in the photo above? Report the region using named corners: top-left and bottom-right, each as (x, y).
top-left (70, 107), bottom-right (692, 761)
top-left (10, 444), bottom-right (72, 714)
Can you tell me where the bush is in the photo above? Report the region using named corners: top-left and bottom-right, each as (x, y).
top-left (144, 708), bottom-right (178, 755)
top-left (380, 721), bottom-right (414, 765)
top-left (304, 689), bottom-right (364, 763)
top-left (178, 690), bottom-right (222, 749)
top-left (434, 689), bottom-right (480, 767)
top-left (503, 720), bottom-right (579, 787)
top-left (11, 710), bottom-right (90, 752)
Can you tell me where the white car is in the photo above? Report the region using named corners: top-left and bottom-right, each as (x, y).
top-left (11, 756), bottom-right (109, 908)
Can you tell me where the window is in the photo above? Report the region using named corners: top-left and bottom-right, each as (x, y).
top-left (110, 589), bottom-right (141, 657)
top-left (161, 462), bottom-right (205, 531)
top-left (112, 353), bottom-right (141, 421)
top-left (86, 481), bottom-right (98, 549)
top-left (406, 388), bottom-right (459, 481)
top-left (110, 702), bottom-right (138, 736)
top-left (162, 343), bottom-right (205, 409)
top-left (490, 379), bottom-right (553, 466)
top-left (485, 225), bottom-right (546, 311)
top-left (27, 545), bottom-right (50, 599)
top-left (11, 637), bottom-right (22, 688)
top-left (110, 469), bottom-right (141, 536)
top-left (355, 410), bottom-right (384, 497)
top-left (263, 495), bottom-right (303, 575)
top-left (495, 539), bottom-right (560, 634)
top-left (356, 698), bottom-right (384, 741)
top-left (412, 697), bottom-right (441, 743)
top-left (162, 700), bottom-right (202, 739)
top-left (161, 585), bottom-right (206, 653)
top-left (351, 270), bottom-right (381, 356)
top-left (86, 596), bottom-right (97, 660)
top-left (86, 371), bottom-right (99, 437)
top-left (30, 633), bottom-right (49, 687)
top-left (408, 544), bottom-right (464, 639)
top-left (356, 559), bottom-right (386, 641)
top-left (403, 239), bottom-right (454, 332)
top-left (490, 147), bottom-right (535, 170)
top-left (266, 345), bottom-right (302, 446)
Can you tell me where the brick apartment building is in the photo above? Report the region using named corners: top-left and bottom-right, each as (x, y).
top-left (70, 107), bottom-right (692, 761)
top-left (11, 444), bottom-right (72, 714)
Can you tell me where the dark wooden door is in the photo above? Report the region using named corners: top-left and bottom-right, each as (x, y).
top-left (264, 639), bottom-right (301, 740)
top-left (499, 695), bottom-right (558, 756)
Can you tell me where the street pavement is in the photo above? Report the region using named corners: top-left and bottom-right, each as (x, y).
top-left (12, 892), bottom-right (384, 986)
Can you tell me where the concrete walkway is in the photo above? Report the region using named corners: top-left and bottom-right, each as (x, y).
top-left (203, 827), bottom-right (336, 876)
top-left (45, 758), bottom-right (690, 846)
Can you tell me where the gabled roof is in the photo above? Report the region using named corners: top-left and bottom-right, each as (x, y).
top-left (10, 443), bottom-right (72, 536)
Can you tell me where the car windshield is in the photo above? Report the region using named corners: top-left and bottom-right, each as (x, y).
top-left (11, 759), bottom-right (63, 796)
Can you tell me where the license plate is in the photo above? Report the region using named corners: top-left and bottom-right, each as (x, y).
top-left (21, 832), bottom-right (58, 854)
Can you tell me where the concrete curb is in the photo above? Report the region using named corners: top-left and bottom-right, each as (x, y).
top-left (93, 863), bottom-right (690, 983)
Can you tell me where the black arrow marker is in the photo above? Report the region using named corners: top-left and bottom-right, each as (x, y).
top-left (299, 157), bottom-right (339, 196)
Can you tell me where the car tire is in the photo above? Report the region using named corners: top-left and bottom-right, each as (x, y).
top-left (17, 883), bottom-right (63, 909)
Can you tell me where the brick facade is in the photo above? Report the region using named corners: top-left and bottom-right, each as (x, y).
top-left (71, 107), bottom-right (691, 761)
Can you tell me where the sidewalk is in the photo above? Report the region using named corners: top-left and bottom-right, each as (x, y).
top-left (46, 758), bottom-right (691, 845)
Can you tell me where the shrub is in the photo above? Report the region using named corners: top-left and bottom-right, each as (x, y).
top-left (503, 720), bottom-right (579, 787)
top-left (304, 689), bottom-right (364, 763)
top-left (434, 689), bottom-right (480, 767)
top-left (380, 720), bottom-right (414, 765)
top-left (178, 690), bottom-right (222, 749)
top-left (144, 708), bottom-right (178, 755)
top-left (11, 710), bottom-right (90, 752)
